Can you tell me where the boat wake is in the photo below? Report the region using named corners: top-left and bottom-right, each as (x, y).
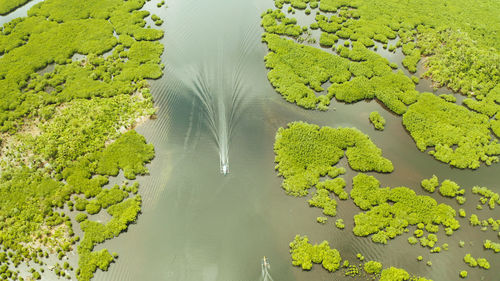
top-left (177, 29), bottom-right (254, 176)
top-left (260, 257), bottom-right (274, 281)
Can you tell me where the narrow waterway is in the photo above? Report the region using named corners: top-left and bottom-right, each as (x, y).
top-left (2, 0), bottom-right (500, 280)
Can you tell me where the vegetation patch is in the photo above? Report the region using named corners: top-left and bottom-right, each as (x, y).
top-left (472, 186), bottom-right (500, 209)
top-left (0, 0), bottom-right (164, 280)
top-left (484, 240), bottom-right (500, 253)
top-left (262, 33), bottom-right (350, 109)
top-left (369, 111), bottom-right (385, 130)
top-left (0, 0), bottom-right (31, 15)
top-left (262, 0), bottom-right (500, 170)
top-left (463, 254), bottom-right (490, 269)
top-left (438, 179), bottom-right (464, 198)
top-left (402, 93), bottom-right (500, 169)
top-left (289, 235), bottom-right (342, 272)
top-left (420, 175), bottom-right (438, 193)
top-left (262, 32), bottom-right (418, 114)
top-left (351, 173), bottom-right (459, 244)
top-left (274, 121), bottom-right (393, 197)
top-left (363, 260), bottom-right (382, 275)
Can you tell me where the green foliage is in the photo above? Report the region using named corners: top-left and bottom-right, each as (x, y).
top-left (319, 0), bottom-right (500, 99)
top-left (469, 214), bottom-right (480, 226)
top-left (274, 122), bottom-right (393, 196)
top-left (156, 0), bottom-right (165, 8)
top-left (477, 258), bottom-right (490, 269)
top-left (408, 237), bottom-right (418, 245)
top-left (289, 235), bottom-right (342, 272)
top-left (0, 0), bottom-right (163, 279)
top-left (263, 33), bottom-right (349, 109)
top-left (151, 14), bottom-right (163, 26)
top-left (76, 213), bottom-right (88, 223)
top-left (319, 0), bottom-right (358, 12)
top-left (319, 32), bottom-right (338, 47)
top-left (419, 29), bottom-right (500, 99)
top-left (460, 270), bottom-right (467, 278)
top-left (472, 186), bottom-right (500, 209)
top-left (438, 179), bottom-right (464, 198)
top-left (402, 49), bottom-right (420, 73)
top-left (403, 93), bottom-right (500, 169)
top-left (263, 24), bottom-right (418, 113)
top-left (317, 177), bottom-right (348, 199)
top-left (335, 219), bottom-right (345, 229)
top-left (78, 196), bottom-right (142, 280)
top-left (464, 254), bottom-right (490, 269)
top-left (369, 111), bottom-right (385, 130)
top-left (439, 94), bottom-right (457, 103)
top-left (85, 202), bottom-right (102, 215)
top-left (456, 196), bottom-right (466, 205)
top-left (0, 0), bottom-right (31, 15)
top-left (317, 216), bottom-right (328, 224)
top-left (261, 10), bottom-right (304, 37)
top-left (364, 261), bottom-right (382, 274)
top-left (96, 130), bottom-right (155, 179)
top-left (420, 175), bottom-right (438, 193)
top-left (310, 189), bottom-right (337, 216)
top-left (351, 173), bottom-right (459, 244)
top-left (0, 0), bottom-right (163, 133)
top-left (463, 254), bottom-right (477, 267)
top-left (430, 246), bottom-right (441, 253)
top-left (21, 93), bottom-right (154, 172)
top-left (344, 264), bottom-right (359, 277)
top-left (419, 234), bottom-right (438, 248)
top-left (330, 71), bottom-right (418, 115)
top-left (123, 182), bottom-right (139, 194)
top-left (459, 209), bottom-right (466, 218)
top-left (262, 0), bottom-right (500, 171)
top-left (379, 267), bottom-right (410, 281)
top-left (483, 239), bottom-right (500, 253)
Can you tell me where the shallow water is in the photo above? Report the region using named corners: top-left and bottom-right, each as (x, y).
top-left (2, 1), bottom-right (500, 281)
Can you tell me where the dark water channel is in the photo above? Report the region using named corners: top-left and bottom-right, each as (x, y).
top-left (2, 0), bottom-right (500, 280)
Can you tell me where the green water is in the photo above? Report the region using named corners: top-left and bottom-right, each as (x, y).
top-left (2, 0), bottom-right (500, 280)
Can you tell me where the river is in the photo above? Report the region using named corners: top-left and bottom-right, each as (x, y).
top-left (2, 0), bottom-right (500, 280)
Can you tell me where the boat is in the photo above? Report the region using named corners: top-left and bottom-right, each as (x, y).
top-left (221, 163), bottom-right (229, 175)
top-left (262, 256), bottom-right (270, 269)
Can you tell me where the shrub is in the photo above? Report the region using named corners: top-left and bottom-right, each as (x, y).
top-left (364, 261), bottom-right (382, 274)
top-left (289, 235), bottom-right (342, 272)
top-left (439, 180), bottom-right (464, 197)
top-left (403, 93), bottom-right (500, 169)
top-left (75, 213), bottom-right (88, 223)
top-left (335, 219), bottom-right (345, 229)
top-left (421, 175), bottom-right (438, 193)
top-left (369, 111), bottom-right (386, 130)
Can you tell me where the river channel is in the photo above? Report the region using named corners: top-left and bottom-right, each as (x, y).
top-left (2, 0), bottom-right (500, 280)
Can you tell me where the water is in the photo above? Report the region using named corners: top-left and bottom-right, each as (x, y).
top-left (2, 1), bottom-right (500, 281)
top-left (261, 257), bottom-right (274, 281)
top-left (175, 42), bottom-right (251, 175)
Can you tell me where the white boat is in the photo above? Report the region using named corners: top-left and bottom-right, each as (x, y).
top-left (221, 163), bottom-right (229, 175)
top-left (262, 256), bottom-right (270, 269)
